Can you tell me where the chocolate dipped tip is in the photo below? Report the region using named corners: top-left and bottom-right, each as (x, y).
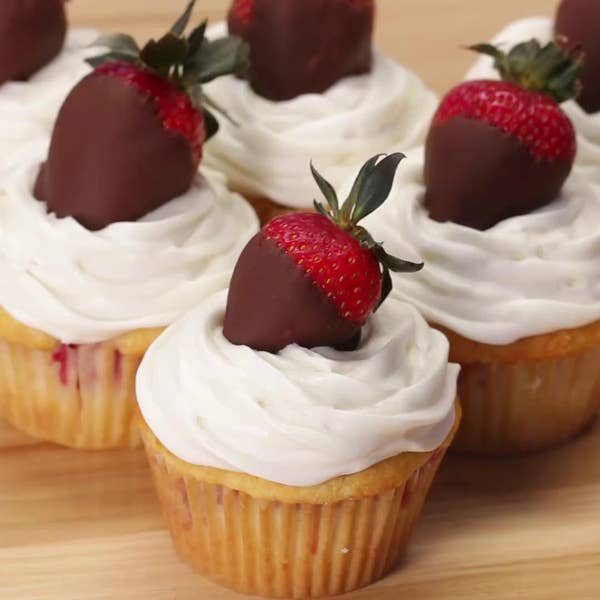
top-left (424, 117), bottom-right (572, 230)
top-left (223, 153), bottom-right (422, 354)
top-left (228, 0), bottom-right (374, 101)
top-left (0, 0), bottom-right (66, 85)
top-left (35, 73), bottom-right (196, 230)
top-left (555, 0), bottom-right (600, 113)
top-left (223, 233), bottom-right (362, 353)
top-left (36, 2), bottom-right (251, 231)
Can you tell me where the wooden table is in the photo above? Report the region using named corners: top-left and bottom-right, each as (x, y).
top-left (4, 0), bottom-right (600, 598)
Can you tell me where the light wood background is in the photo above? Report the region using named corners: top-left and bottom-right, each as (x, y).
top-left (5, 1), bottom-right (600, 599)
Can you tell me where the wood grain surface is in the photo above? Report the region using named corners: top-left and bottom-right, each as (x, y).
top-left (3, 0), bottom-right (600, 599)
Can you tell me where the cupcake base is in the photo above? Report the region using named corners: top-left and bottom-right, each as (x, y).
top-left (0, 308), bottom-right (161, 449)
top-left (439, 321), bottom-right (600, 455)
top-left (138, 403), bottom-right (460, 599)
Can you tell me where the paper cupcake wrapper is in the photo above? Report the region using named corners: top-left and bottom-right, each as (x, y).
top-left (453, 344), bottom-right (600, 455)
top-left (140, 423), bottom-right (451, 599)
top-left (0, 339), bottom-right (144, 449)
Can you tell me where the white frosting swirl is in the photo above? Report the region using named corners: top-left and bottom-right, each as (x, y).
top-left (0, 150), bottom-right (258, 344)
top-left (466, 17), bottom-right (600, 184)
top-left (204, 22), bottom-right (437, 208)
top-left (0, 29), bottom-right (98, 175)
top-left (137, 290), bottom-right (458, 486)
top-left (365, 149), bottom-right (600, 345)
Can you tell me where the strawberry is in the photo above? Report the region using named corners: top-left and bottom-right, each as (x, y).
top-left (555, 0), bottom-right (600, 113)
top-left (425, 40), bottom-right (582, 230)
top-left (34, 0), bottom-right (249, 230)
top-left (230, 0), bottom-right (255, 25)
top-left (224, 154), bottom-right (423, 353)
top-left (0, 0), bottom-right (66, 85)
top-left (227, 0), bottom-right (374, 101)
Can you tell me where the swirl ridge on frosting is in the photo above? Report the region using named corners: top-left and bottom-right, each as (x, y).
top-left (0, 154), bottom-right (258, 344)
top-left (365, 149), bottom-right (600, 345)
top-left (466, 16), bottom-right (600, 184)
top-left (136, 290), bottom-right (459, 487)
top-left (203, 22), bottom-right (437, 208)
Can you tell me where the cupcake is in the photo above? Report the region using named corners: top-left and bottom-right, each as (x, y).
top-left (203, 0), bottom-right (437, 224)
top-left (137, 155), bottom-right (460, 598)
top-left (0, 0), bottom-right (99, 175)
top-left (366, 41), bottom-right (600, 455)
top-left (0, 6), bottom-right (258, 449)
top-left (466, 0), bottom-right (600, 184)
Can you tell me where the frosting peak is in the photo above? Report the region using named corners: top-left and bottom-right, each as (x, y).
top-left (0, 154), bottom-right (258, 344)
top-left (366, 149), bottom-right (600, 345)
top-left (137, 290), bottom-right (459, 487)
top-left (204, 22), bottom-right (437, 208)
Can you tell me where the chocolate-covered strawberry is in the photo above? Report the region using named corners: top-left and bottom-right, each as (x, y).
top-left (425, 40), bottom-right (581, 230)
top-left (35, 1), bottom-right (249, 230)
top-left (555, 0), bottom-right (600, 113)
top-left (0, 0), bottom-right (67, 85)
top-left (224, 154), bottom-right (423, 353)
top-left (227, 0), bottom-right (374, 101)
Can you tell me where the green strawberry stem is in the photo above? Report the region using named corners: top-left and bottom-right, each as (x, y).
top-left (312, 153), bottom-right (423, 308)
top-left (87, 0), bottom-right (249, 139)
top-left (469, 39), bottom-right (583, 103)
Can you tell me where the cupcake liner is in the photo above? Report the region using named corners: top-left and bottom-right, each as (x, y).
top-left (139, 408), bottom-right (459, 599)
top-left (0, 338), bottom-right (148, 449)
top-left (452, 342), bottom-right (600, 455)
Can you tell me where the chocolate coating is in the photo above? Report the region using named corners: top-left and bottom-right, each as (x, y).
top-left (424, 117), bottom-right (572, 230)
top-left (0, 0), bottom-right (66, 85)
top-left (555, 0), bottom-right (600, 113)
top-left (35, 74), bottom-right (196, 230)
top-left (224, 233), bottom-right (361, 353)
top-left (228, 0), bottom-right (374, 101)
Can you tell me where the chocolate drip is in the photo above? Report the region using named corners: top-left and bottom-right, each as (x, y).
top-left (424, 117), bottom-right (572, 230)
top-left (228, 0), bottom-right (373, 101)
top-left (0, 0), bottom-right (66, 85)
top-left (35, 74), bottom-right (196, 230)
top-left (224, 233), bottom-right (361, 353)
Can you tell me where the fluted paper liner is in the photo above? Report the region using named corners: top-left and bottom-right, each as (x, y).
top-left (439, 322), bottom-right (600, 455)
top-left (0, 309), bottom-right (161, 449)
top-left (138, 404), bottom-right (460, 599)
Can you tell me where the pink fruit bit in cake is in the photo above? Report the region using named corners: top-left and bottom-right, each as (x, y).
top-left (51, 344), bottom-right (78, 385)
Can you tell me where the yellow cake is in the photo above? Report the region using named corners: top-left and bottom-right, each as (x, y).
top-left (138, 403), bottom-right (461, 599)
top-left (439, 321), bottom-right (600, 454)
top-left (0, 307), bottom-right (161, 449)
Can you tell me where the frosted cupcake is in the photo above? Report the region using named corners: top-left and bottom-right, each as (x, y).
top-left (137, 155), bottom-right (460, 598)
top-left (466, 0), bottom-right (600, 184)
top-left (366, 41), bottom-right (600, 455)
top-left (0, 5), bottom-right (257, 449)
top-left (0, 0), bottom-right (98, 174)
top-left (203, 0), bottom-right (437, 223)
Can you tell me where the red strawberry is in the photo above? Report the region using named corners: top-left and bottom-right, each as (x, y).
top-left (0, 0), bottom-right (66, 85)
top-left (230, 0), bottom-right (255, 25)
top-left (425, 40), bottom-right (582, 230)
top-left (555, 0), bottom-right (600, 113)
top-left (227, 0), bottom-right (374, 101)
top-left (34, 0), bottom-right (249, 231)
top-left (224, 154), bottom-right (423, 353)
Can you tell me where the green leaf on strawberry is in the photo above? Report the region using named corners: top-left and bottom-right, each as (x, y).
top-left (87, 0), bottom-right (249, 139)
top-left (312, 153), bottom-right (423, 309)
top-left (469, 39), bottom-right (583, 103)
